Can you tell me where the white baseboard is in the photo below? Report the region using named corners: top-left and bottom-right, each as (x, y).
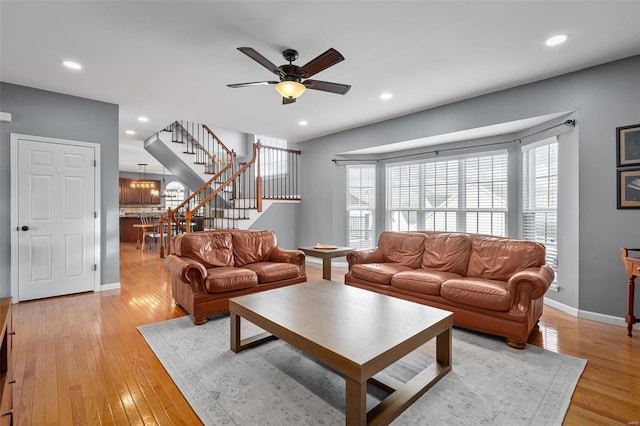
top-left (578, 310), bottom-right (628, 329)
top-left (543, 297), bottom-right (579, 316)
top-left (544, 297), bottom-right (629, 329)
top-left (99, 282), bottom-right (121, 291)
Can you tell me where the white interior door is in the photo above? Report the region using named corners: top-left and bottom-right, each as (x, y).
top-left (16, 137), bottom-right (97, 301)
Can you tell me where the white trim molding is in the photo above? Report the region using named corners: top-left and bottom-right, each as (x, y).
top-left (544, 297), bottom-right (629, 330)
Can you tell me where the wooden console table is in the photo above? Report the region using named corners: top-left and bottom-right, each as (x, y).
top-left (621, 247), bottom-right (640, 336)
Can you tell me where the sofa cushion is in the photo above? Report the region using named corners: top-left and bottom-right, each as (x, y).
top-left (351, 263), bottom-right (414, 285)
top-left (378, 231), bottom-right (426, 268)
top-left (204, 266), bottom-right (257, 293)
top-left (391, 269), bottom-right (462, 295)
top-left (441, 277), bottom-right (510, 311)
top-left (174, 232), bottom-right (234, 268)
top-left (421, 232), bottom-right (472, 275)
top-left (466, 235), bottom-right (546, 281)
top-left (232, 230), bottom-right (277, 267)
top-left (243, 262), bottom-right (300, 284)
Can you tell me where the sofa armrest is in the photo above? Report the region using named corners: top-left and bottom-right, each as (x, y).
top-left (507, 265), bottom-right (555, 309)
top-left (269, 247), bottom-right (306, 267)
top-left (346, 248), bottom-right (384, 269)
top-left (164, 254), bottom-right (208, 294)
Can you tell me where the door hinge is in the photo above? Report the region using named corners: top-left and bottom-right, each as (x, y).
top-left (94, 160), bottom-right (97, 167)
top-left (94, 211), bottom-right (97, 219)
top-left (93, 264), bottom-right (97, 271)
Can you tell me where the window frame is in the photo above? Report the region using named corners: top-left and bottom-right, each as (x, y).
top-left (346, 164), bottom-right (376, 250)
top-left (385, 150), bottom-right (508, 236)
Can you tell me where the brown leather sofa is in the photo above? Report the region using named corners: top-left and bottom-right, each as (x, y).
top-left (345, 231), bottom-right (554, 348)
top-left (164, 229), bottom-right (307, 324)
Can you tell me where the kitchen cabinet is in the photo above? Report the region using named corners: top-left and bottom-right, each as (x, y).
top-left (119, 178), bottom-right (161, 205)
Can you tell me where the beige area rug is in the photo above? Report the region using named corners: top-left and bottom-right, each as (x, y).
top-left (139, 315), bottom-right (586, 425)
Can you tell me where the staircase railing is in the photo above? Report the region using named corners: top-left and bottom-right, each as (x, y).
top-left (168, 120), bottom-right (235, 174)
top-left (259, 144), bottom-right (301, 200)
top-left (159, 121), bottom-right (302, 257)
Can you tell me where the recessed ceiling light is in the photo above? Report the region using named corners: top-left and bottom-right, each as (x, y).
top-left (298, 120), bottom-right (308, 126)
top-left (137, 116), bottom-right (149, 122)
top-left (545, 34), bottom-right (569, 47)
top-left (62, 60), bottom-right (82, 70)
top-left (380, 93), bottom-right (393, 100)
top-left (125, 130), bottom-right (135, 135)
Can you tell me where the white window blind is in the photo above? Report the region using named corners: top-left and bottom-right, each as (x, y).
top-left (347, 165), bottom-right (376, 249)
top-left (522, 139), bottom-right (558, 277)
top-left (387, 152), bottom-right (508, 235)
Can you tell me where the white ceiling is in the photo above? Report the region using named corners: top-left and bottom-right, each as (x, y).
top-left (1, 1), bottom-right (639, 174)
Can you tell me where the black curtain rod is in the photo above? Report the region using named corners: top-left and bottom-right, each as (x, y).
top-left (332, 119), bottom-right (575, 164)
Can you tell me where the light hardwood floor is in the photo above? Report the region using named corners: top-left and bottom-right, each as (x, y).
top-left (10, 243), bottom-right (640, 425)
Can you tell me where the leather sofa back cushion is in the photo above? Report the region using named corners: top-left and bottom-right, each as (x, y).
top-left (466, 236), bottom-right (546, 281)
top-left (174, 232), bottom-right (234, 268)
top-left (232, 230), bottom-right (277, 266)
top-left (422, 233), bottom-right (472, 275)
top-left (378, 231), bottom-right (426, 268)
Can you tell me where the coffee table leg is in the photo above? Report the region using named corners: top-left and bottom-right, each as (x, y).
top-left (230, 311), bottom-right (241, 353)
top-left (322, 258), bottom-right (331, 280)
top-left (345, 377), bottom-right (367, 426)
top-left (436, 326), bottom-right (452, 368)
top-left (229, 310), bottom-right (278, 353)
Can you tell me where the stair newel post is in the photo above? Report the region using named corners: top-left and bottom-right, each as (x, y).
top-left (159, 215), bottom-right (166, 258)
top-left (186, 209), bottom-right (193, 234)
top-left (167, 208), bottom-right (174, 255)
top-left (255, 142), bottom-right (263, 213)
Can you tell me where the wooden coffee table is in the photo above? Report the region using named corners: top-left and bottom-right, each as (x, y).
top-left (229, 281), bottom-right (453, 425)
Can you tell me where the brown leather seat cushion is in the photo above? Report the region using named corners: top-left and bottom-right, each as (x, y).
top-left (243, 262), bottom-right (300, 284)
top-left (205, 266), bottom-right (257, 293)
top-left (441, 277), bottom-right (510, 311)
top-left (378, 231), bottom-right (426, 268)
top-left (421, 232), bottom-right (472, 275)
top-left (392, 269), bottom-right (462, 295)
top-left (466, 236), bottom-right (545, 281)
top-left (232, 230), bottom-right (277, 266)
top-left (174, 232), bottom-right (234, 267)
top-left (351, 263), bottom-right (414, 285)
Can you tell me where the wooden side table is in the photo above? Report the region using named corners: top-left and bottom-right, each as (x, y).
top-left (298, 246), bottom-right (353, 280)
top-left (621, 247), bottom-right (640, 336)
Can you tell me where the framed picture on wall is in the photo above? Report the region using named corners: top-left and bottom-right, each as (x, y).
top-left (617, 168), bottom-right (640, 209)
top-left (616, 123), bottom-right (640, 167)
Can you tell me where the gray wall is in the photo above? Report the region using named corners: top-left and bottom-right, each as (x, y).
top-left (297, 56), bottom-right (640, 319)
top-left (250, 202), bottom-right (300, 250)
top-left (0, 82), bottom-right (120, 293)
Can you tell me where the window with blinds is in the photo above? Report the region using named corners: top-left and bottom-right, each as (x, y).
top-left (347, 165), bottom-right (376, 249)
top-left (386, 152), bottom-right (508, 235)
top-left (522, 138), bottom-right (558, 278)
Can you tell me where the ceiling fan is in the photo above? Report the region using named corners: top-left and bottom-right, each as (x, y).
top-left (227, 47), bottom-right (351, 104)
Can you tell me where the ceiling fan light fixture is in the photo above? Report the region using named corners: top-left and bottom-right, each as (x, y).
top-left (276, 81), bottom-right (306, 99)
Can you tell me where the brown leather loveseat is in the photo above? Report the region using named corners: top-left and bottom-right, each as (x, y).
top-left (345, 231), bottom-right (554, 348)
top-left (164, 229), bottom-right (307, 324)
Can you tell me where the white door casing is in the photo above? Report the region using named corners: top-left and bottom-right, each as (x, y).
top-left (10, 134), bottom-right (101, 301)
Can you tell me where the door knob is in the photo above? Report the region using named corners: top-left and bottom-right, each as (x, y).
top-left (21, 225), bottom-right (29, 231)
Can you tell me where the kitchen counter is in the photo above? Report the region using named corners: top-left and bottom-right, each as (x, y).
top-left (120, 216), bottom-right (143, 243)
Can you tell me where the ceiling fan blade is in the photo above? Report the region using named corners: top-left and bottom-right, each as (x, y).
top-left (237, 47), bottom-right (280, 75)
top-left (298, 48), bottom-right (345, 78)
top-left (227, 81), bottom-right (278, 88)
top-left (303, 79), bottom-right (351, 95)
top-left (283, 97), bottom-right (296, 105)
